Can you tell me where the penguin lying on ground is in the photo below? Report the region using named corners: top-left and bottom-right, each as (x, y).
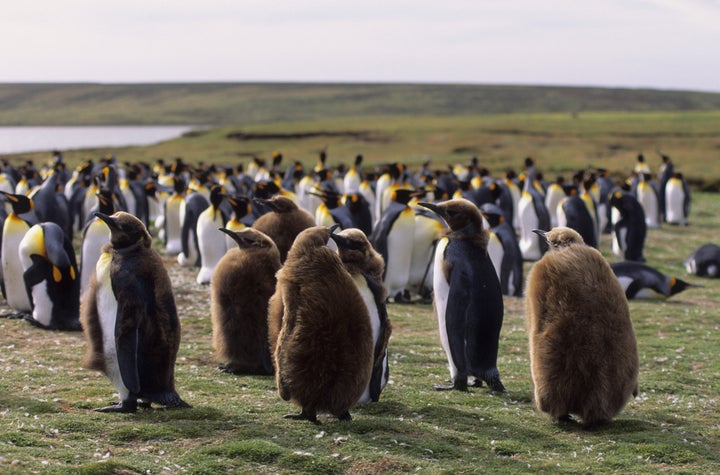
top-left (211, 227), bottom-right (281, 375)
top-left (418, 198), bottom-right (505, 392)
top-left (330, 228), bottom-right (392, 403)
top-left (272, 226), bottom-right (373, 423)
top-left (526, 227), bottom-right (639, 429)
top-left (80, 211), bottom-right (191, 413)
top-left (611, 261), bottom-right (696, 299)
top-left (20, 222), bottom-right (81, 330)
top-left (685, 243), bottom-right (720, 277)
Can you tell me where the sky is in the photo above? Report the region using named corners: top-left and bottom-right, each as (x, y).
top-left (1, 0), bottom-right (719, 92)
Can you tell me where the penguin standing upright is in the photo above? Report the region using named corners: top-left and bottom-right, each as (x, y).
top-left (80, 211), bottom-right (190, 413)
top-left (481, 203), bottom-right (524, 297)
top-left (195, 185), bottom-right (227, 284)
top-left (526, 227), bottom-right (639, 428)
top-left (272, 226), bottom-right (373, 423)
top-left (370, 188), bottom-right (416, 302)
top-left (544, 177), bottom-right (566, 228)
top-left (556, 192), bottom-right (598, 249)
top-left (80, 188), bottom-right (115, 296)
top-left (163, 176), bottom-right (186, 255)
top-left (176, 188), bottom-right (210, 268)
top-left (665, 172), bottom-right (690, 225)
top-left (611, 261), bottom-right (695, 299)
top-left (418, 198), bottom-right (505, 392)
top-left (517, 159), bottom-right (550, 261)
top-left (19, 222), bottom-right (81, 330)
top-left (252, 195), bottom-right (315, 263)
top-left (634, 173), bottom-right (660, 229)
top-left (610, 190), bottom-right (647, 262)
top-left (0, 191), bottom-right (39, 315)
top-left (330, 228), bottom-right (392, 404)
top-left (211, 227), bottom-right (281, 374)
top-left (406, 204), bottom-right (446, 302)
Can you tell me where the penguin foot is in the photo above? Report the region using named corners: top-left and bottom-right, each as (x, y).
top-left (337, 411), bottom-right (352, 421)
top-left (470, 378), bottom-right (483, 388)
top-left (283, 410), bottom-right (319, 424)
top-left (556, 414), bottom-right (574, 424)
top-left (2, 311), bottom-right (30, 320)
top-left (487, 379), bottom-right (506, 393)
top-left (434, 380), bottom-right (468, 391)
top-left (392, 291), bottom-right (412, 304)
top-left (95, 400), bottom-right (138, 413)
top-left (218, 363), bottom-right (241, 374)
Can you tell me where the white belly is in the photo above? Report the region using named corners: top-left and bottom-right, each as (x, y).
top-left (432, 238), bottom-right (457, 379)
top-left (2, 223), bottom-right (32, 311)
top-left (518, 194), bottom-right (541, 261)
top-left (384, 209), bottom-right (415, 296)
top-left (196, 209), bottom-right (227, 284)
top-left (353, 274), bottom-right (382, 404)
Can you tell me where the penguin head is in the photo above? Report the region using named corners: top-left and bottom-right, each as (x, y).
top-left (0, 191), bottom-right (34, 215)
top-left (479, 203), bottom-right (505, 228)
top-left (418, 198), bottom-right (483, 233)
top-left (226, 194), bottom-right (251, 219)
top-left (219, 227), bottom-right (276, 251)
top-left (94, 211), bottom-right (152, 250)
top-left (209, 184), bottom-right (226, 209)
top-left (96, 188), bottom-right (116, 215)
top-left (331, 228), bottom-right (385, 279)
top-left (255, 195), bottom-right (298, 214)
top-left (669, 277), bottom-right (697, 296)
top-left (533, 227), bottom-right (584, 251)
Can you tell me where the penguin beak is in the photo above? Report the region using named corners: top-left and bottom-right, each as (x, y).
top-left (532, 229), bottom-right (548, 242)
top-left (328, 223), bottom-right (341, 234)
top-left (417, 201), bottom-right (445, 219)
top-left (328, 231), bottom-right (364, 251)
top-left (94, 212), bottom-right (119, 230)
top-left (218, 227), bottom-right (255, 248)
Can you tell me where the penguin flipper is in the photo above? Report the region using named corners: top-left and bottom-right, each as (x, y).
top-left (444, 268), bottom-right (470, 387)
top-left (117, 325), bottom-right (142, 395)
top-left (23, 254), bottom-right (50, 311)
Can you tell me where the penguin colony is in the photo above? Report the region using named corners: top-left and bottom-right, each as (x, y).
top-left (0, 150), bottom-right (704, 427)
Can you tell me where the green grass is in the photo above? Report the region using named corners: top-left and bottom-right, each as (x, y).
top-left (1, 192), bottom-right (719, 473)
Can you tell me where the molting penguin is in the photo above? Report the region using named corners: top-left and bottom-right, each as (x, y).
top-left (418, 198), bottom-right (505, 392)
top-left (195, 185), bottom-right (228, 284)
top-left (610, 261), bottom-right (696, 299)
top-left (665, 172), bottom-right (690, 225)
top-left (526, 227), bottom-right (639, 428)
top-left (252, 195), bottom-right (316, 263)
top-left (0, 191), bottom-right (39, 315)
top-left (370, 188), bottom-right (416, 303)
top-left (330, 228), bottom-right (392, 404)
top-left (80, 211), bottom-right (190, 413)
top-left (211, 227), bottom-right (281, 374)
top-left (19, 222), bottom-right (81, 330)
top-left (481, 203), bottom-right (524, 297)
top-left (610, 190), bottom-right (647, 262)
top-left (272, 226), bottom-right (373, 423)
top-left (685, 243), bottom-right (720, 277)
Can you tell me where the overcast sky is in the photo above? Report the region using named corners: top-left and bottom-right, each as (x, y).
top-left (1, 0), bottom-right (718, 92)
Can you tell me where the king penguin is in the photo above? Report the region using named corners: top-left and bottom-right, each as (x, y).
top-left (685, 243), bottom-right (720, 277)
top-left (19, 221), bottom-right (81, 330)
top-left (370, 188), bottom-right (416, 303)
top-left (665, 172), bottom-right (691, 226)
top-left (611, 261), bottom-right (695, 299)
top-left (418, 198), bottom-right (506, 392)
top-left (517, 159), bottom-right (550, 261)
top-left (80, 187), bottom-right (115, 297)
top-left (251, 195), bottom-right (315, 263)
top-left (80, 211), bottom-right (190, 412)
top-left (272, 226), bottom-right (373, 423)
top-left (211, 227), bottom-right (281, 374)
top-left (163, 176), bottom-right (186, 255)
top-left (195, 185), bottom-right (228, 284)
top-left (176, 186), bottom-right (210, 268)
top-left (481, 203), bottom-right (524, 297)
top-left (330, 228), bottom-right (392, 404)
top-left (526, 227), bottom-right (639, 428)
top-left (610, 189), bottom-right (647, 262)
top-left (0, 191), bottom-right (39, 316)
top-left (634, 173), bottom-right (660, 229)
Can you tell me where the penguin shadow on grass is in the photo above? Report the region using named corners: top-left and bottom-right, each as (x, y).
top-left (552, 415), bottom-right (656, 434)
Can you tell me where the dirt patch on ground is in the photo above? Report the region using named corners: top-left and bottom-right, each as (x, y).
top-left (226, 130), bottom-right (393, 143)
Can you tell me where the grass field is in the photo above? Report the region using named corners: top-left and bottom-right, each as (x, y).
top-left (0, 191), bottom-right (718, 474)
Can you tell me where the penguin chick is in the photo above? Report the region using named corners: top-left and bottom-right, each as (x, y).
top-left (80, 211), bottom-right (190, 413)
top-left (211, 227), bottom-right (281, 375)
top-left (272, 226), bottom-right (373, 423)
top-left (526, 227), bottom-right (639, 428)
top-left (418, 198), bottom-right (505, 392)
top-left (330, 228), bottom-right (392, 404)
top-left (252, 195), bottom-right (315, 263)
top-left (610, 261), bottom-right (696, 299)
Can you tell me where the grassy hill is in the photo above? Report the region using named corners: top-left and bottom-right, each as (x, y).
top-left (2, 83), bottom-right (720, 126)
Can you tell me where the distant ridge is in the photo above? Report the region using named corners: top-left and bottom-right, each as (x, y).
top-left (1, 83), bottom-right (720, 126)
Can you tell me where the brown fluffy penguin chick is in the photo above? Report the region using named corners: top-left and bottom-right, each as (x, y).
top-left (211, 227), bottom-right (281, 375)
top-left (526, 227), bottom-right (639, 429)
top-left (331, 228), bottom-right (392, 403)
top-left (252, 195), bottom-right (315, 262)
top-left (80, 211), bottom-right (190, 413)
top-left (272, 226), bottom-right (374, 423)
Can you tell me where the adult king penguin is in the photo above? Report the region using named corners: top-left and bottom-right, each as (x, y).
top-left (211, 227), bottom-right (281, 374)
top-left (80, 187), bottom-right (115, 296)
top-left (526, 227), bottom-right (639, 428)
top-left (481, 203), bottom-right (524, 297)
top-left (517, 159), bottom-right (550, 261)
top-left (610, 190), bottom-right (647, 262)
top-left (611, 261), bottom-right (695, 299)
top-left (272, 226), bottom-right (373, 423)
top-left (418, 198), bottom-right (505, 392)
top-left (19, 222), bottom-right (81, 330)
top-left (330, 228), bottom-right (392, 404)
top-left (195, 185), bottom-right (227, 284)
top-left (685, 243), bottom-right (720, 277)
top-left (80, 211), bottom-right (190, 413)
top-left (665, 172), bottom-right (691, 226)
